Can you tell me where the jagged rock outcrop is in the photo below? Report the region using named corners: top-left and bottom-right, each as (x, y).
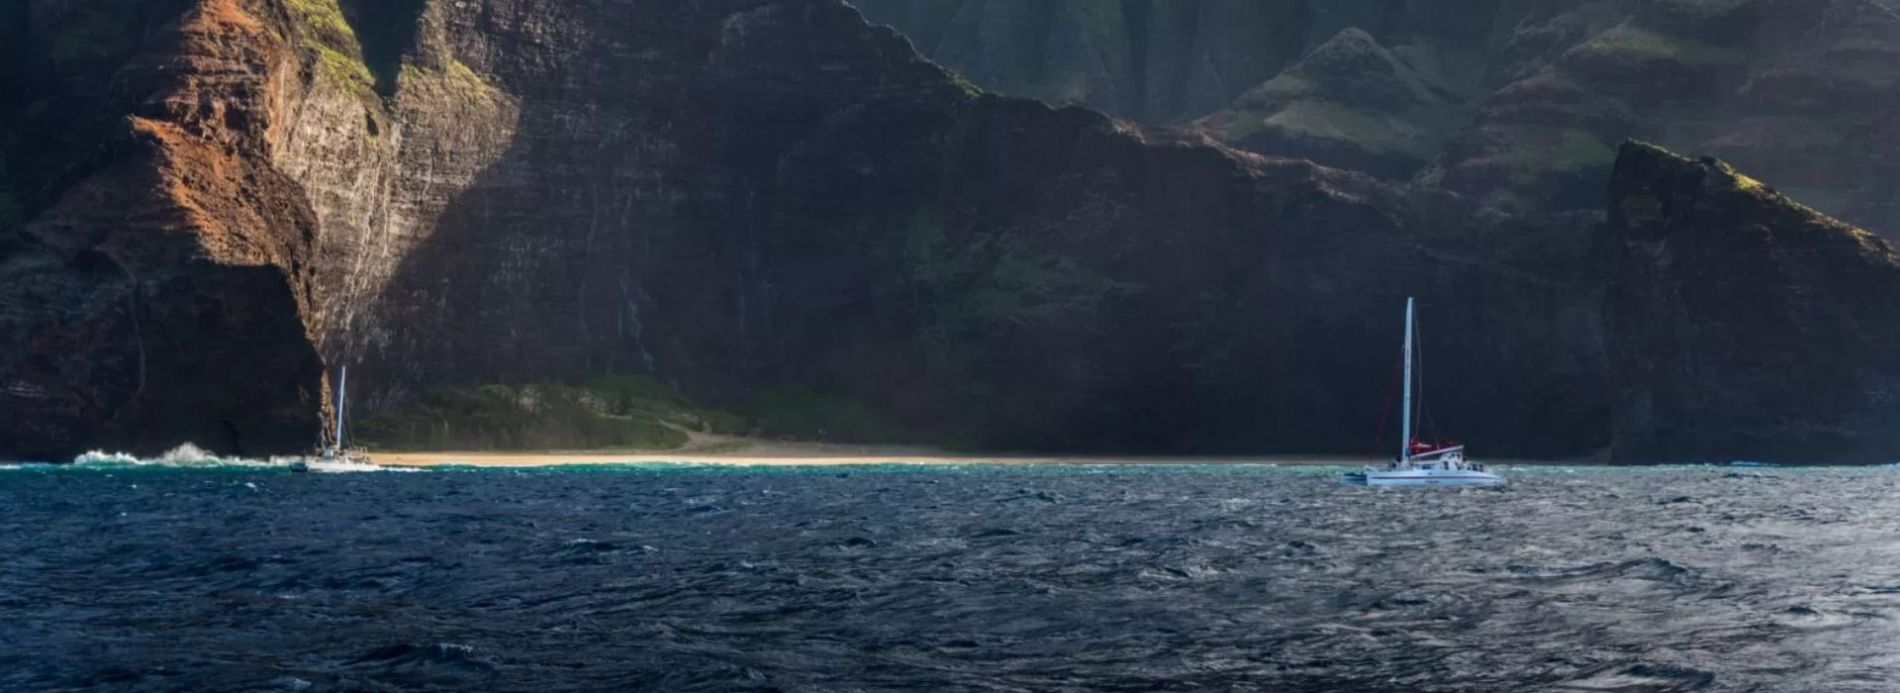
top-left (1606, 142), bottom-right (1900, 463)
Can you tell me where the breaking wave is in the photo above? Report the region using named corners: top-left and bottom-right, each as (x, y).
top-left (72, 442), bottom-right (259, 468)
top-left (0, 443), bottom-right (402, 473)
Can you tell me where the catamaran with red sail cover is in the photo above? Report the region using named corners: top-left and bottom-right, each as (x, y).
top-left (1340, 298), bottom-right (1504, 488)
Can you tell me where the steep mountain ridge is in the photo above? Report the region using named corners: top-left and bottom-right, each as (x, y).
top-left (861, 0), bottom-right (1900, 238)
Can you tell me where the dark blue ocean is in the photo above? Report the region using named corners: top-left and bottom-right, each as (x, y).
top-left (4, 457), bottom-right (1900, 692)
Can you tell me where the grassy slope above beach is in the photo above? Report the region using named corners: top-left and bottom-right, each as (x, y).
top-left (352, 376), bottom-right (922, 454)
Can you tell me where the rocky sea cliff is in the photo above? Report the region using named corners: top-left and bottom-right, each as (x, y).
top-left (2, 0), bottom-right (1898, 463)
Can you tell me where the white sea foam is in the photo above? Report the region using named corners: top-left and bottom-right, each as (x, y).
top-left (308, 459), bottom-right (416, 473)
top-left (73, 443), bottom-right (264, 468)
top-left (30, 443), bottom-right (412, 472)
top-left (71, 449), bottom-right (146, 466)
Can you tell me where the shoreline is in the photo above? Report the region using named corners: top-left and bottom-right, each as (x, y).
top-left (371, 443), bottom-right (1581, 469)
top-left (373, 453), bottom-right (1393, 468)
top-left (372, 435), bottom-right (1435, 468)
top-left (2, 444), bottom-right (1870, 468)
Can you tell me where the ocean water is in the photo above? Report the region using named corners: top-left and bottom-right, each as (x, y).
top-left (4, 457), bottom-right (1900, 692)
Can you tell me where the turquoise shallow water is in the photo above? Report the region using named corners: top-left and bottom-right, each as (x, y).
top-left (5, 460), bottom-right (1900, 691)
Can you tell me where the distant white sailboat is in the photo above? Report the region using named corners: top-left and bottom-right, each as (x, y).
top-left (292, 366), bottom-right (373, 472)
top-left (1341, 298), bottom-right (1503, 488)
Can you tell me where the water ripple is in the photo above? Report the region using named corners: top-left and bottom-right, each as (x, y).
top-left (3, 465), bottom-right (1900, 691)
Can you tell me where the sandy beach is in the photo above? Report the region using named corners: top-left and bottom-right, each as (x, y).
top-left (372, 439), bottom-right (1384, 469)
top-left (368, 429), bottom-right (1589, 469)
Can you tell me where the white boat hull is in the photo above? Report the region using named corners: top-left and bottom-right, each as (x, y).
top-left (1338, 299), bottom-right (1506, 489)
top-left (1340, 468), bottom-right (1503, 487)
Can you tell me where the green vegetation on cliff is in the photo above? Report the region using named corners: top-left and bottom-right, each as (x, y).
top-left (1252, 100), bottom-right (1443, 160)
top-left (339, 0), bottom-right (425, 96)
top-left (746, 386), bottom-right (915, 445)
top-left (283, 0), bottom-right (376, 91)
top-left (353, 376), bottom-right (748, 452)
top-left (398, 59), bottom-right (495, 96)
top-left (899, 208), bottom-right (1138, 346)
top-left (1570, 25), bottom-right (1742, 68)
top-left (351, 375), bottom-right (934, 451)
top-left (282, 0), bottom-right (425, 96)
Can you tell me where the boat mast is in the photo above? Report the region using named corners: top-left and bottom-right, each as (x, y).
top-left (1400, 297), bottom-right (1414, 463)
top-left (334, 366), bottom-right (348, 449)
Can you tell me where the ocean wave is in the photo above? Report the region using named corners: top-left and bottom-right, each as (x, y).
top-left (73, 443), bottom-right (252, 467)
top-left (0, 443), bottom-right (407, 473)
top-left (5, 463), bottom-right (1895, 690)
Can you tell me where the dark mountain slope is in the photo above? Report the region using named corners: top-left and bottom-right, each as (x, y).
top-left (864, 0), bottom-right (1900, 239)
top-left (1606, 142), bottom-right (1900, 463)
top-left (357, 0), bottom-right (1605, 455)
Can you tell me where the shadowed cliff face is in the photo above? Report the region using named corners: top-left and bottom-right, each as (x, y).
top-left (1, 0), bottom-right (1610, 458)
top-left (353, 0), bottom-right (1605, 455)
top-left (1606, 142), bottom-right (1900, 463)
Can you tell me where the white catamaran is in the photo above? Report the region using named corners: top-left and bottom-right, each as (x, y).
top-left (292, 366), bottom-right (372, 472)
top-left (1340, 298), bottom-right (1503, 488)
